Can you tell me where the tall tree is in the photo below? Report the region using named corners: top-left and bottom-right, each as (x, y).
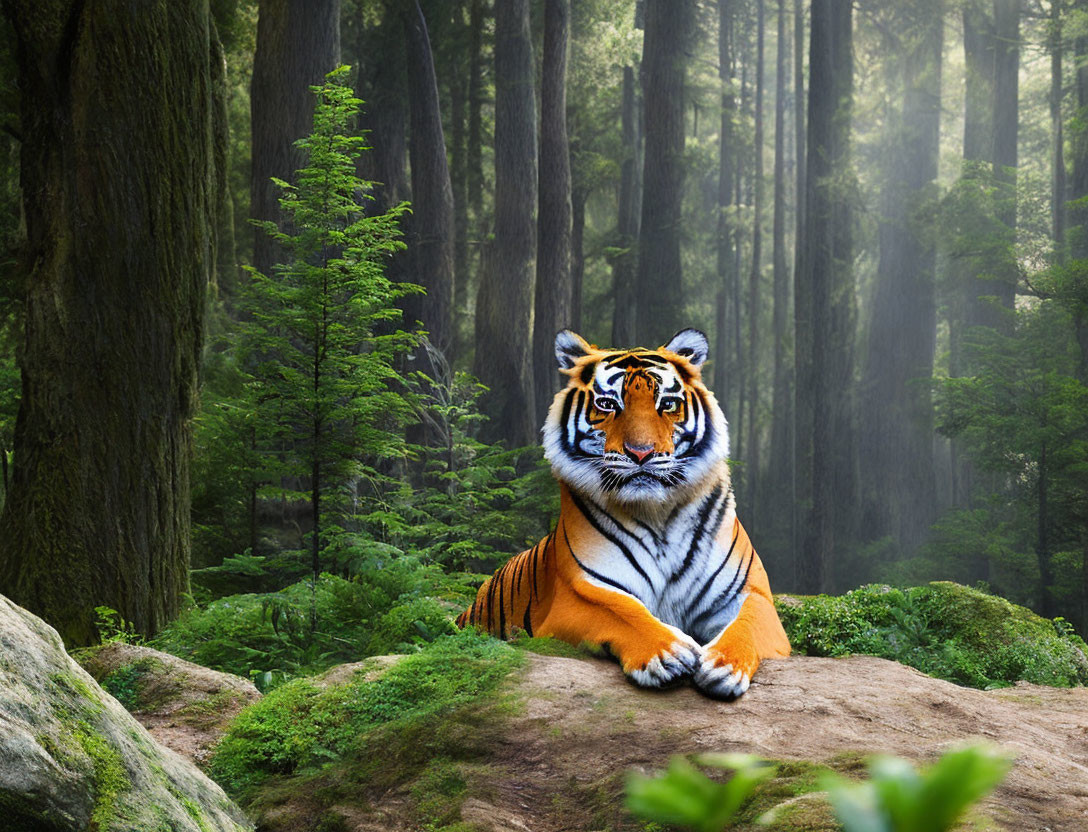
top-left (767, 0), bottom-right (793, 555)
top-left (474, 0), bottom-right (537, 447)
top-left (0, 0), bottom-right (224, 646)
top-left (635, 0), bottom-right (695, 344)
top-left (713, 0), bottom-right (737, 397)
top-left (745, 0), bottom-right (766, 526)
top-left (250, 0), bottom-right (340, 278)
top-left (612, 64), bottom-right (642, 347)
top-left (860, 2), bottom-right (943, 552)
top-left (403, 0), bottom-right (455, 356)
top-left (795, 0), bottom-right (853, 593)
top-left (533, 0), bottom-right (573, 425)
top-left (1051, 0), bottom-right (1066, 250)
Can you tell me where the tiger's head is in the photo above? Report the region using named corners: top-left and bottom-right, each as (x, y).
top-left (541, 328), bottom-right (730, 508)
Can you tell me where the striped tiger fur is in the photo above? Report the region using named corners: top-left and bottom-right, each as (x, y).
top-left (457, 329), bottom-right (790, 700)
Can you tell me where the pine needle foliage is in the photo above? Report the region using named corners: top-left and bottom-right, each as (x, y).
top-left (241, 65), bottom-right (419, 590)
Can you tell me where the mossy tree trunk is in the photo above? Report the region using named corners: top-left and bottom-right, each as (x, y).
top-left (0, 0), bottom-right (224, 646)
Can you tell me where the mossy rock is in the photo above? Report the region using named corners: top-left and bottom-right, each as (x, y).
top-left (0, 594), bottom-right (252, 831)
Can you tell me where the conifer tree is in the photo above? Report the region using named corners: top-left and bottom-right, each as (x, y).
top-left (243, 67), bottom-right (416, 599)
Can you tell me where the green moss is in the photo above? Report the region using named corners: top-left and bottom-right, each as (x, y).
top-left (73, 722), bottom-right (130, 831)
top-left (777, 582), bottom-right (1088, 689)
top-left (166, 782), bottom-right (213, 832)
top-left (49, 671), bottom-right (103, 712)
top-left (507, 633), bottom-right (602, 660)
top-left (177, 690), bottom-right (244, 729)
top-left (210, 629), bottom-right (522, 802)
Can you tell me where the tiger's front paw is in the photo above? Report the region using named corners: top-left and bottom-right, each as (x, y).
top-left (625, 627), bottom-right (702, 689)
top-left (694, 643), bottom-right (757, 700)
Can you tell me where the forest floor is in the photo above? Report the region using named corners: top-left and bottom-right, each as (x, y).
top-left (105, 644), bottom-right (1088, 832)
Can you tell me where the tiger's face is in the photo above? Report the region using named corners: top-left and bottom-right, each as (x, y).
top-left (541, 328), bottom-right (730, 507)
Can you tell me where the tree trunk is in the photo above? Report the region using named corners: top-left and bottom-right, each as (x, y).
top-left (448, 11), bottom-right (470, 362)
top-left (572, 187), bottom-right (587, 333)
top-left (635, 0), bottom-right (695, 344)
top-left (403, 0), bottom-right (455, 357)
top-left (768, 0), bottom-right (792, 559)
top-left (860, 4), bottom-right (942, 553)
top-left (533, 0), bottom-right (573, 425)
top-left (468, 0), bottom-right (486, 236)
top-left (991, 0), bottom-right (1019, 314)
top-left (714, 0), bottom-right (737, 401)
top-left (0, 0), bottom-right (222, 646)
top-left (612, 64), bottom-right (641, 347)
top-left (795, 0), bottom-right (852, 593)
top-left (250, 0), bottom-right (339, 277)
top-left (1051, 0), bottom-right (1066, 250)
top-left (744, 0), bottom-right (765, 528)
top-left (474, 0), bottom-right (537, 447)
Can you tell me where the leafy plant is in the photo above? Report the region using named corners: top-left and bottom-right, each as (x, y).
top-left (93, 606), bottom-right (144, 646)
top-left (822, 745), bottom-right (1012, 832)
top-left (626, 754), bottom-right (776, 832)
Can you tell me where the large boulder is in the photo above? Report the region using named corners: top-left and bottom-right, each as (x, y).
top-left (75, 642), bottom-right (260, 769)
top-left (0, 593), bottom-right (252, 832)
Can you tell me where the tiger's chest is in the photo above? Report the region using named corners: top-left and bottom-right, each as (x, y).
top-left (572, 486), bottom-right (750, 644)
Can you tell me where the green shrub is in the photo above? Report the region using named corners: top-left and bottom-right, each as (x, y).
top-left (152, 566), bottom-right (474, 689)
top-left (777, 582), bottom-right (1088, 689)
top-left (209, 629), bottom-right (521, 796)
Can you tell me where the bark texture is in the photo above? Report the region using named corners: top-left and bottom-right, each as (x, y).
top-left (795, 0), bottom-right (853, 593)
top-left (635, 0), bottom-right (695, 345)
top-left (0, 0), bottom-right (223, 645)
top-left (532, 0), bottom-right (573, 425)
top-left (250, 0), bottom-right (340, 278)
top-left (403, 0), bottom-right (455, 356)
top-left (474, 0), bottom-right (538, 447)
top-left (612, 64), bottom-right (642, 347)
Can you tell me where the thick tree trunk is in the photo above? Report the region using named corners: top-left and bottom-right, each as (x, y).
top-left (860, 4), bottom-right (942, 553)
top-left (795, 0), bottom-right (852, 593)
top-left (571, 187), bottom-right (587, 333)
top-left (403, 0), bottom-right (455, 356)
top-left (474, 0), bottom-right (537, 447)
top-left (448, 12), bottom-right (470, 362)
top-left (533, 0), bottom-right (573, 425)
top-left (635, 0), bottom-right (695, 345)
top-left (612, 64), bottom-right (641, 347)
top-left (250, 0), bottom-right (339, 278)
top-left (0, 0), bottom-right (222, 646)
top-left (991, 0), bottom-right (1019, 314)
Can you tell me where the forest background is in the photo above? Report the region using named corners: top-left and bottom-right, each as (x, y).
top-left (0, 0), bottom-right (1085, 689)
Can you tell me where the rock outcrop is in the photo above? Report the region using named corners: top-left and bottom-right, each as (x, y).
top-left (75, 642), bottom-right (260, 768)
top-left (0, 594), bottom-right (252, 832)
top-left (262, 649), bottom-right (1088, 831)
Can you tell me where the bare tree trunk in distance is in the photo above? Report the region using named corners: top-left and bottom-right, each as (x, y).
top-left (0, 0), bottom-right (222, 646)
top-left (744, 0), bottom-right (765, 529)
top-left (250, 0), bottom-right (340, 277)
top-left (474, 0), bottom-right (538, 447)
top-left (860, 3), bottom-right (942, 553)
top-left (1052, 0), bottom-right (1066, 250)
top-left (795, 0), bottom-right (853, 594)
top-left (768, 0), bottom-right (793, 566)
top-left (635, 0), bottom-right (695, 345)
top-left (403, 0), bottom-right (455, 356)
top-left (714, 0), bottom-right (737, 401)
top-left (613, 64), bottom-right (642, 347)
top-left (790, 0), bottom-right (806, 567)
top-left (533, 0), bottom-right (573, 426)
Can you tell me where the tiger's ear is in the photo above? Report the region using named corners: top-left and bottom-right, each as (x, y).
top-left (555, 329), bottom-right (592, 369)
top-left (664, 329), bottom-right (709, 367)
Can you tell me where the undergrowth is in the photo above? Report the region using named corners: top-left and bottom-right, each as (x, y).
top-left (778, 581), bottom-right (1088, 689)
top-left (209, 629), bottom-right (522, 801)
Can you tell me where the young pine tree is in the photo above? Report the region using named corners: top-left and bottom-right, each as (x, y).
top-left (242, 66), bottom-right (418, 605)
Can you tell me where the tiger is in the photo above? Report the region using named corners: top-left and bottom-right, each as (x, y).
top-left (456, 328), bottom-right (790, 699)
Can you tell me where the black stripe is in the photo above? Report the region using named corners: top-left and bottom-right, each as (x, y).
top-left (498, 571), bottom-right (506, 637)
top-left (485, 573), bottom-right (499, 631)
top-left (523, 596), bottom-right (534, 637)
top-left (691, 549), bottom-right (753, 631)
top-left (568, 489), bottom-right (652, 588)
top-left (562, 522), bottom-right (636, 597)
top-left (579, 361), bottom-right (598, 385)
top-left (694, 522), bottom-right (742, 602)
top-left (514, 553), bottom-right (525, 595)
top-left (672, 486), bottom-right (723, 581)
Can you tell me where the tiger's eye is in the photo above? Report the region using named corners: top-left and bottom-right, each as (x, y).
top-left (661, 398), bottom-right (681, 414)
top-left (595, 397), bottom-right (617, 412)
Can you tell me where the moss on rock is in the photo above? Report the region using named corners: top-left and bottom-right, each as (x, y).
top-left (776, 581), bottom-right (1088, 689)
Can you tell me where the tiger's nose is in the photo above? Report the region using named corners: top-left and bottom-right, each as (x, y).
top-left (624, 442), bottom-right (654, 464)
